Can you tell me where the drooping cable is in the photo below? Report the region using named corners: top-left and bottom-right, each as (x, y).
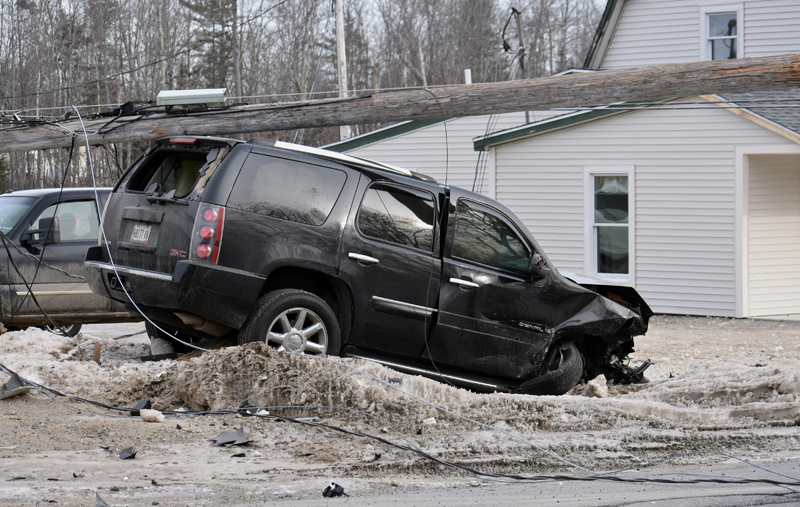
top-left (71, 106), bottom-right (208, 352)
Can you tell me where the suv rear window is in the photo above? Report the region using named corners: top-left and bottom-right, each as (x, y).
top-left (227, 153), bottom-right (347, 226)
top-left (127, 144), bottom-right (221, 197)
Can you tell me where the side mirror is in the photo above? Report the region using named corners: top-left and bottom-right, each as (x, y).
top-left (21, 217), bottom-right (61, 245)
top-left (528, 252), bottom-right (551, 280)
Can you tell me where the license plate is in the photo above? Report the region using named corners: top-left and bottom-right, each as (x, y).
top-left (130, 224), bottom-right (152, 245)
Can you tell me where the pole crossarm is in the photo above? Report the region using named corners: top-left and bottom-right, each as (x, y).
top-left (2, 54), bottom-right (800, 153)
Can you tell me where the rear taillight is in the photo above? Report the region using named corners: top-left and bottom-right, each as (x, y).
top-left (190, 204), bottom-right (225, 263)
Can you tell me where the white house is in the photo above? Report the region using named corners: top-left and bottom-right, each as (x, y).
top-left (329, 0), bottom-right (800, 318)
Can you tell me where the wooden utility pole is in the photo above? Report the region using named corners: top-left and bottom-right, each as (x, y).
top-left (335, 0), bottom-right (351, 140)
top-left (231, 0), bottom-right (243, 100)
top-left (1, 54), bottom-right (800, 153)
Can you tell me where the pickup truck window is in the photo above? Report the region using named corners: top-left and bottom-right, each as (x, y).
top-left (34, 200), bottom-right (100, 242)
top-left (228, 153), bottom-right (347, 226)
top-left (452, 199), bottom-right (530, 274)
top-left (0, 196), bottom-right (35, 234)
top-left (357, 184), bottom-right (435, 251)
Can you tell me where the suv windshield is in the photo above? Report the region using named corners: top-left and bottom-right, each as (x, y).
top-left (0, 196), bottom-right (35, 234)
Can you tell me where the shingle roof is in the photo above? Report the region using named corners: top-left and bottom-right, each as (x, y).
top-left (719, 89), bottom-right (800, 136)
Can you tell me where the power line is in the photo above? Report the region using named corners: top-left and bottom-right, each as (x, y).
top-left (0, 0), bottom-right (290, 102)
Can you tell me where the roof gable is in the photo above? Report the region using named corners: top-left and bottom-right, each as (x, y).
top-left (323, 119), bottom-right (444, 153)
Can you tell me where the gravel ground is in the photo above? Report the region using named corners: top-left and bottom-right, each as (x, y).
top-left (1, 315), bottom-right (799, 506)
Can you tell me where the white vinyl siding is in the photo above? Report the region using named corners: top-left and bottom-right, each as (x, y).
top-left (747, 154), bottom-right (800, 316)
top-left (343, 112), bottom-right (559, 197)
top-left (599, 0), bottom-right (800, 70)
top-left (494, 99), bottom-right (798, 316)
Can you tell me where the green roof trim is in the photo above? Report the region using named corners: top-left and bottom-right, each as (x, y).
top-left (473, 100), bottom-right (664, 150)
top-left (324, 119), bottom-right (446, 152)
top-left (583, 0), bottom-right (620, 69)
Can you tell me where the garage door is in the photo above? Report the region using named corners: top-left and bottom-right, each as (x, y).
top-left (748, 154), bottom-right (800, 316)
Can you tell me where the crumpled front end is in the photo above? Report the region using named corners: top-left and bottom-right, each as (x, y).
top-left (556, 281), bottom-right (653, 385)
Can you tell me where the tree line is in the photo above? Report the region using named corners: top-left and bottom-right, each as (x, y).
top-left (0, 0), bottom-right (601, 190)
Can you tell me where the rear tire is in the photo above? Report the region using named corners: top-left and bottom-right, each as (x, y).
top-left (515, 343), bottom-right (584, 396)
top-left (238, 289), bottom-right (341, 356)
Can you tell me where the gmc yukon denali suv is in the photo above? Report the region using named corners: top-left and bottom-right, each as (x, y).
top-left (85, 136), bottom-right (652, 395)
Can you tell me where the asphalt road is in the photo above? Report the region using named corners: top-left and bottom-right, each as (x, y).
top-left (279, 458), bottom-right (800, 507)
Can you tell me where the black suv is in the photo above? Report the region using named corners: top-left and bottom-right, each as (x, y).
top-left (0, 188), bottom-right (139, 335)
top-left (85, 137), bottom-right (652, 394)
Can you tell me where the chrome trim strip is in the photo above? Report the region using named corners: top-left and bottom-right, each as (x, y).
top-left (348, 252), bottom-right (379, 264)
top-left (86, 261), bottom-right (173, 282)
top-left (15, 290), bottom-right (95, 296)
top-left (13, 282), bottom-right (95, 297)
top-left (449, 277), bottom-right (480, 288)
top-left (372, 296), bottom-right (437, 315)
top-left (348, 354), bottom-right (501, 390)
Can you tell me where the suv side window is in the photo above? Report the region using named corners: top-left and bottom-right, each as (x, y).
top-left (228, 153), bottom-right (347, 226)
top-left (34, 200), bottom-right (100, 242)
top-left (357, 184), bottom-right (435, 251)
top-left (452, 199), bottom-right (530, 273)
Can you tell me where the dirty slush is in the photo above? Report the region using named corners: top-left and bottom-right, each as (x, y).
top-left (1, 316), bottom-right (800, 505)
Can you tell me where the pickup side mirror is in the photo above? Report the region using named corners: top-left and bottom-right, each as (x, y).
top-left (527, 252), bottom-right (551, 280)
top-left (20, 217), bottom-right (61, 245)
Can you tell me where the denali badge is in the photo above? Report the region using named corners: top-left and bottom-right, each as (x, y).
top-left (518, 321), bottom-right (545, 333)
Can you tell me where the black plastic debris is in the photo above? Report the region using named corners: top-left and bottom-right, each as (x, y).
top-left (176, 424), bottom-right (182, 430)
top-left (73, 473), bottom-right (84, 478)
top-left (362, 453), bottom-right (381, 463)
top-left (130, 399), bottom-right (152, 416)
top-left (151, 479), bottom-right (158, 486)
top-left (210, 426), bottom-right (250, 447)
top-left (1, 372), bottom-right (32, 400)
top-left (119, 446), bottom-right (137, 460)
top-left (388, 377), bottom-right (402, 385)
top-left (95, 491), bottom-right (110, 507)
top-left (231, 452), bottom-right (246, 458)
top-left (322, 482), bottom-right (348, 498)
top-left (140, 353), bottom-right (179, 362)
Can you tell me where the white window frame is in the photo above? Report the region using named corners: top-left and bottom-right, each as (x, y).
top-left (700, 5), bottom-right (743, 61)
top-left (584, 166), bottom-right (635, 284)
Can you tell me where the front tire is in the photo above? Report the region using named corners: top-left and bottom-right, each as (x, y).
top-left (238, 289), bottom-right (341, 356)
top-left (515, 343), bottom-right (584, 396)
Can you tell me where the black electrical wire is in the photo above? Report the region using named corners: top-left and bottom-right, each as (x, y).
top-left (2, 360), bottom-right (799, 493)
top-left (0, 0), bottom-right (290, 102)
top-left (0, 232), bottom-right (66, 334)
top-left (1, 136), bottom-right (77, 335)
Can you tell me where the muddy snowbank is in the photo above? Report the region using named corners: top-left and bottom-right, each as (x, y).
top-left (2, 317), bottom-right (799, 439)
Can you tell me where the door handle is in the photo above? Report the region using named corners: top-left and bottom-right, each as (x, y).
top-left (449, 277), bottom-right (479, 288)
top-left (348, 252), bottom-right (379, 264)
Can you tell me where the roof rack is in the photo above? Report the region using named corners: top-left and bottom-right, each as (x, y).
top-left (247, 138), bottom-right (412, 177)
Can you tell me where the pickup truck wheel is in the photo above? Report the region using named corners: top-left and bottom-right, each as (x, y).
top-left (238, 289), bottom-right (341, 356)
top-left (44, 324), bottom-right (82, 337)
top-left (514, 343), bottom-right (583, 396)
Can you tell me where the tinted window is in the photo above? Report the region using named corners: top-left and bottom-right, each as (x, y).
top-left (228, 154), bottom-right (347, 226)
top-left (452, 200), bottom-right (530, 273)
top-left (35, 200), bottom-right (100, 242)
top-left (357, 184), bottom-right (435, 251)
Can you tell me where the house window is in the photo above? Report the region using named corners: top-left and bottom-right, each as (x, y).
top-left (707, 11), bottom-right (738, 60)
top-left (586, 169), bottom-right (633, 282)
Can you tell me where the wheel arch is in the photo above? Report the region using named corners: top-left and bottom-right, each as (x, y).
top-left (259, 266), bottom-right (354, 345)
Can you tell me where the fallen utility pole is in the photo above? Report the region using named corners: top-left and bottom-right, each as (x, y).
top-left (1, 54), bottom-right (800, 153)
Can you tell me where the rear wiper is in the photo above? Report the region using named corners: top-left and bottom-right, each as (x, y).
top-left (146, 189), bottom-right (189, 205)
